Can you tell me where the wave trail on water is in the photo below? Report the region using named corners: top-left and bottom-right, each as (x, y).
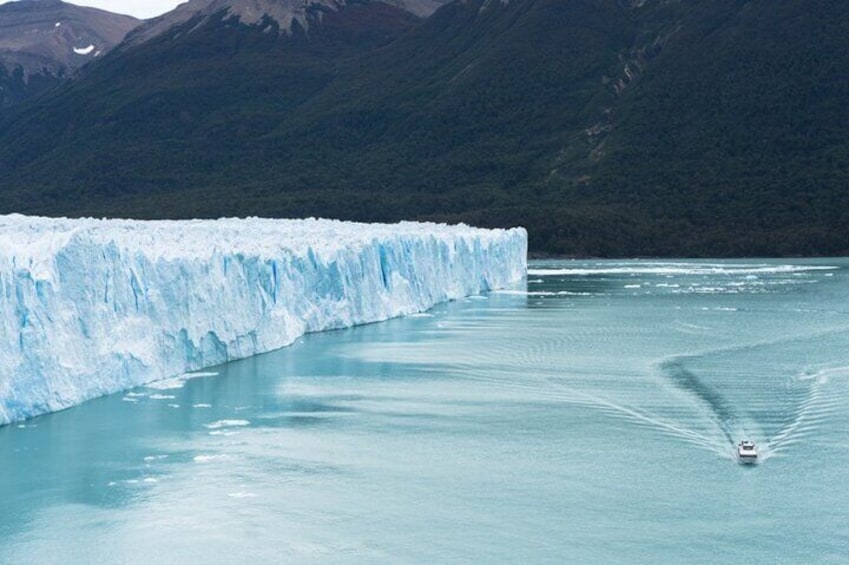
top-left (655, 337), bottom-right (848, 462)
top-left (550, 384), bottom-right (729, 455)
top-left (767, 366), bottom-right (847, 457)
top-left (659, 360), bottom-right (740, 446)
top-left (451, 367), bottom-right (729, 458)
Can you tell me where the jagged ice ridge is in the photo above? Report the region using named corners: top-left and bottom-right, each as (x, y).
top-left (0, 215), bottom-right (527, 425)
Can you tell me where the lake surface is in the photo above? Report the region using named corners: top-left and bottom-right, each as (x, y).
top-left (2, 259), bottom-right (849, 563)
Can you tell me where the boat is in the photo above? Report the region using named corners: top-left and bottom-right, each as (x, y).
top-left (737, 440), bottom-right (758, 464)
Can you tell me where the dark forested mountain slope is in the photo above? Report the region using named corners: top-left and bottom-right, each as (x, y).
top-left (575, 0), bottom-right (849, 256)
top-left (0, 0), bottom-right (421, 210)
top-left (0, 0), bottom-right (847, 257)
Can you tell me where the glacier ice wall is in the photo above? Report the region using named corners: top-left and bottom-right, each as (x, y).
top-left (0, 215), bottom-right (527, 425)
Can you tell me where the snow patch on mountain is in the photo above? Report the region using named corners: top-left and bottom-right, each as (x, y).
top-left (0, 0), bottom-right (139, 84)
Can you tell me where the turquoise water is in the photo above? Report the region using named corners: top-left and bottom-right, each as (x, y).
top-left (2, 259), bottom-right (849, 563)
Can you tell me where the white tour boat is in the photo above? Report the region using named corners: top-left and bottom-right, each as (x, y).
top-left (737, 440), bottom-right (758, 464)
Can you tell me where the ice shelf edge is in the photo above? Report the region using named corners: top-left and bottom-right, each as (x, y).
top-left (0, 216), bottom-right (527, 425)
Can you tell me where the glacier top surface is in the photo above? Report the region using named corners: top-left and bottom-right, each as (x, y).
top-left (0, 214), bottom-right (524, 264)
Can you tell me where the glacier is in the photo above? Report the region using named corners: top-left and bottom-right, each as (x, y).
top-left (0, 215), bottom-right (527, 425)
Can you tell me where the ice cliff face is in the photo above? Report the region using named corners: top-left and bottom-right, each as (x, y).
top-left (0, 215), bottom-right (527, 425)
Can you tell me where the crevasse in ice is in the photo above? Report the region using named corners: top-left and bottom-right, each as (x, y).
top-left (0, 215), bottom-right (527, 425)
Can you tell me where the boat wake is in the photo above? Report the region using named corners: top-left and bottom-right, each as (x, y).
top-left (375, 287), bottom-right (849, 465)
top-left (767, 366), bottom-right (846, 456)
top-left (449, 334), bottom-right (844, 464)
top-left (655, 340), bottom-right (847, 462)
top-left (660, 360), bottom-right (740, 447)
top-left (452, 366), bottom-right (730, 459)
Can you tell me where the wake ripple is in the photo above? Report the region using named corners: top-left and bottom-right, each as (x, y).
top-left (453, 341), bottom-right (843, 463)
top-left (452, 366), bottom-right (729, 458)
top-left (767, 367), bottom-right (847, 456)
top-left (431, 299), bottom-right (847, 464)
top-left (660, 360), bottom-right (739, 446)
top-left (655, 347), bottom-right (846, 462)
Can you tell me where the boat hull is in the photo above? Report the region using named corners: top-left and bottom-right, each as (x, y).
top-left (737, 441), bottom-right (758, 464)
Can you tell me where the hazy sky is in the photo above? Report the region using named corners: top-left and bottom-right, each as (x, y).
top-left (0, 0), bottom-right (186, 19)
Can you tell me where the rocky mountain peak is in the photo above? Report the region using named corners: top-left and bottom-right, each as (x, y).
top-left (0, 0), bottom-right (140, 109)
top-left (0, 0), bottom-right (140, 77)
top-left (126, 0), bottom-right (452, 45)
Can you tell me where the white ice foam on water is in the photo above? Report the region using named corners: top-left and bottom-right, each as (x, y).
top-left (145, 379), bottom-right (186, 391)
top-left (491, 289), bottom-right (591, 297)
top-left (145, 371), bottom-right (220, 391)
top-left (204, 419), bottom-right (250, 429)
top-left (193, 454), bottom-right (230, 463)
top-left (178, 372), bottom-right (219, 379)
top-left (0, 215), bottom-right (526, 425)
top-left (528, 264), bottom-right (837, 277)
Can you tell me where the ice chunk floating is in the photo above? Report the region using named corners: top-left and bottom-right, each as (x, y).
top-left (0, 215), bottom-right (527, 425)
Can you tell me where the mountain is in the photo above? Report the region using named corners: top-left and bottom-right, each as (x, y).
top-left (564, 0), bottom-right (849, 256)
top-left (0, 0), bottom-right (140, 110)
top-left (0, 0), bottom-right (847, 257)
top-left (125, 0), bottom-right (452, 45)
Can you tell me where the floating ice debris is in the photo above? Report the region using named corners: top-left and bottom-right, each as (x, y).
top-left (146, 379), bottom-right (186, 391)
top-left (193, 454), bottom-right (230, 463)
top-left (178, 372), bottom-right (219, 379)
top-left (204, 419), bottom-right (250, 429)
top-left (528, 264), bottom-right (837, 277)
